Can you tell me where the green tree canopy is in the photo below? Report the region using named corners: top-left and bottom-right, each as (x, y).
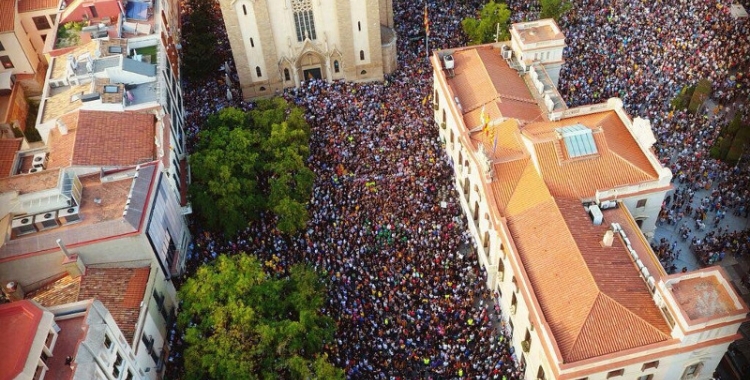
top-left (189, 98), bottom-right (314, 236)
top-left (540, 0), bottom-right (572, 22)
top-left (461, 1), bottom-right (511, 45)
top-left (178, 254), bottom-right (343, 380)
top-left (181, 0), bottom-right (222, 80)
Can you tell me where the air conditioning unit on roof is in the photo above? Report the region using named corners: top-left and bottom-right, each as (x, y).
top-left (11, 217), bottom-right (37, 236)
top-left (58, 206), bottom-right (81, 225)
top-left (32, 152), bottom-right (48, 169)
top-left (34, 211), bottom-right (59, 231)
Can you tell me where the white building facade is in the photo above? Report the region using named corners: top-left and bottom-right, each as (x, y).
top-left (220, 0), bottom-right (398, 99)
top-left (431, 19), bottom-right (747, 380)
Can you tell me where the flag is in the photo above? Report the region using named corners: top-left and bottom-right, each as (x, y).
top-left (424, 5), bottom-right (430, 37)
top-left (480, 105), bottom-right (490, 136)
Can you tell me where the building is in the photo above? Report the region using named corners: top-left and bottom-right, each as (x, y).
top-left (431, 19), bottom-right (748, 380)
top-left (0, 278), bottom-right (161, 380)
top-left (219, 0), bottom-right (398, 99)
top-left (0, 163), bottom-right (183, 379)
top-left (0, 0), bottom-right (51, 95)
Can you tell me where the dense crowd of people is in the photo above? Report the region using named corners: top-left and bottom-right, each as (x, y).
top-left (169, 0), bottom-right (750, 378)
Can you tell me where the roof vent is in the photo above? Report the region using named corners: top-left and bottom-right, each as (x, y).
top-left (443, 54), bottom-right (454, 70)
top-left (602, 230), bottom-right (614, 247)
top-left (588, 204), bottom-right (603, 225)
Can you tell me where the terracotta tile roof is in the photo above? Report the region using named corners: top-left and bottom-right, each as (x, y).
top-left (521, 111), bottom-right (659, 198)
top-left (448, 45), bottom-right (541, 117)
top-left (27, 274), bottom-right (82, 306)
top-left (46, 111), bottom-right (77, 169)
top-left (0, 138), bottom-right (22, 177)
top-left (18, 0), bottom-right (59, 12)
top-left (0, 300), bottom-right (43, 380)
top-left (71, 110), bottom-right (155, 166)
top-left (77, 267), bottom-right (150, 344)
top-left (0, 0), bottom-right (15, 32)
top-left (507, 198), bottom-right (671, 363)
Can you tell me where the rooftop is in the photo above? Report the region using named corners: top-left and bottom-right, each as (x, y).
top-left (0, 162), bottom-right (159, 259)
top-left (45, 314), bottom-right (84, 380)
top-left (18, 0), bottom-right (60, 13)
top-left (47, 110), bottom-right (156, 168)
top-left (0, 300), bottom-right (44, 380)
top-left (27, 267), bottom-right (150, 344)
top-left (510, 19), bottom-right (566, 47)
top-left (433, 40), bottom-right (678, 364)
top-left (0, 0), bottom-right (15, 33)
top-left (668, 270), bottom-right (746, 321)
top-left (0, 138), bottom-right (22, 178)
top-left (42, 39), bottom-right (159, 124)
top-left (507, 198), bottom-right (671, 363)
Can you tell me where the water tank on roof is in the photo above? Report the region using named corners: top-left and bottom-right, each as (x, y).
top-left (443, 54), bottom-right (454, 70)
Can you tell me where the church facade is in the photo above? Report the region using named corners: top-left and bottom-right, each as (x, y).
top-left (219, 0), bottom-right (398, 99)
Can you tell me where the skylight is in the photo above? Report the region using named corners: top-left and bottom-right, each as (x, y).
top-left (558, 124), bottom-right (597, 158)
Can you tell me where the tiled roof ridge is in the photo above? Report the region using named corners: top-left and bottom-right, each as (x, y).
top-left (465, 96), bottom-right (500, 116)
top-left (598, 292), bottom-right (671, 340)
top-left (567, 291), bottom-right (671, 361)
top-left (605, 148), bottom-right (659, 180)
top-left (498, 93), bottom-right (537, 104)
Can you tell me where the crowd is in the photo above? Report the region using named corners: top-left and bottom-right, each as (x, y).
top-left (169, 0), bottom-right (750, 378)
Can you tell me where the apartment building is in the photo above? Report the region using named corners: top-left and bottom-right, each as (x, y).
top-left (431, 19), bottom-right (748, 380)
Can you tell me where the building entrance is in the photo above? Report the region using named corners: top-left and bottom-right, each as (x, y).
top-left (303, 67), bottom-right (322, 80)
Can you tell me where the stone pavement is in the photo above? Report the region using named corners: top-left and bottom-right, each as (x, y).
top-left (653, 178), bottom-right (750, 379)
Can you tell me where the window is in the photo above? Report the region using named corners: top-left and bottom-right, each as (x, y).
top-left (0, 41), bottom-right (4, 51)
top-left (0, 56), bottom-right (14, 69)
top-left (637, 375), bottom-right (653, 380)
top-left (104, 335), bottom-right (113, 350)
top-left (255, 66), bottom-right (262, 77)
top-left (250, 38), bottom-right (254, 47)
top-left (359, 50), bottom-right (365, 60)
top-left (242, 4), bottom-right (247, 15)
top-left (49, 14), bottom-right (56, 25)
top-left (333, 60), bottom-right (340, 73)
top-left (606, 369), bottom-right (624, 378)
top-left (681, 363), bottom-right (703, 379)
top-left (88, 5), bottom-right (98, 18)
top-left (510, 292), bottom-right (517, 314)
top-left (33, 16), bottom-right (51, 30)
top-left (357, 21), bottom-right (361, 31)
top-left (284, 68), bottom-right (290, 81)
top-left (537, 366), bottom-right (545, 380)
top-left (292, 0), bottom-right (316, 41)
top-left (642, 361), bottom-right (659, 371)
top-left (522, 329), bottom-right (531, 353)
top-left (41, 34), bottom-right (47, 42)
top-left (112, 353), bottom-right (122, 377)
top-left (636, 199), bottom-right (647, 208)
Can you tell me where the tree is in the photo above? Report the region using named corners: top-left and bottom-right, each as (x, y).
top-left (540, 0), bottom-right (572, 22)
top-left (181, 0), bottom-right (222, 80)
top-left (189, 99), bottom-right (314, 236)
top-left (461, 1), bottom-right (511, 45)
top-left (178, 254), bottom-right (343, 380)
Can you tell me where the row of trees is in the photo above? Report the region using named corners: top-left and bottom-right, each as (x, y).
top-left (462, 0), bottom-right (571, 45)
top-left (189, 98), bottom-right (315, 237)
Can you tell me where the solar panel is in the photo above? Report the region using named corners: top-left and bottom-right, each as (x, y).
top-left (558, 124), bottom-right (597, 158)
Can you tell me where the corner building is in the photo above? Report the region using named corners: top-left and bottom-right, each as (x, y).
top-left (220, 0), bottom-right (397, 99)
top-left (431, 19), bottom-right (748, 380)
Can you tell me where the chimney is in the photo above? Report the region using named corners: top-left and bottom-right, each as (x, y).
top-left (58, 239), bottom-right (86, 277)
top-left (602, 230), bottom-right (614, 247)
top-left (57, 119), bottom-right (68, 135)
